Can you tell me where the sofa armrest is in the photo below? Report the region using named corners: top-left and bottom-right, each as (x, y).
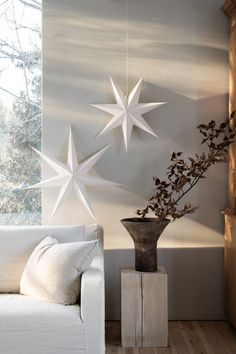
top-left (81, 266), bottom-right (105, 354)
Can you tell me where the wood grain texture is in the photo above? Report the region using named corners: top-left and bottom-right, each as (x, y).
top-left (106, 321), bottom-right (236, 354)
top-left (222, 0), bottom-right (236, 329)
top-left (121, 269), bottom-right (142, 347)
top-left (225, 214), bottom-right (236, 327)
top-left (228, 14), bottom-right (236, 210)
top-left (121, 268), bottom-right (168, 348)
top-left (221, 0), bottom-right (236, 210)
top-left (142, 270), bottom-right (168, 347)
top-left (223, 1), bottom-right (236, 211)
top-left (221, 0), bottom-right (236, 19)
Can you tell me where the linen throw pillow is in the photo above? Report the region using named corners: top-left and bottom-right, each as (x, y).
top-left (20, 236), bottom-right (99, 305)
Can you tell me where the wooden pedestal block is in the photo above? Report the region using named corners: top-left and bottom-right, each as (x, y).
top-left (121, 267), bottom-right (168, 348)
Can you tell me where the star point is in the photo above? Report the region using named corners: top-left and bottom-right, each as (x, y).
top-left (92, 77), bottom-right (166, 151)
top-left (27, 129), bottom-right (116, 221)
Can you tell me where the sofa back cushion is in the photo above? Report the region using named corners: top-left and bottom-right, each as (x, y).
top-left (20, 236), bottom-right (99, 305)
top-left (0, 224), bottom-right (102, 293)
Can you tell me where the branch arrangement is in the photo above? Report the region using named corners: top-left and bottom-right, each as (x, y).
top-left (136, 112), bottom-right (236, 222)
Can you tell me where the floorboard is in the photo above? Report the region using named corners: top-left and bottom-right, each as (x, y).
top-left (105, 321), bottom-right (236, 354)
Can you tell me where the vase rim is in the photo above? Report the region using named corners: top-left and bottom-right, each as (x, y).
top-left (121, 217), bottom-right (171, 224)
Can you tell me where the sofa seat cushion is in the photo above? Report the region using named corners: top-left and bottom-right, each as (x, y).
top-left (0, 294), bottom-right (86, 354)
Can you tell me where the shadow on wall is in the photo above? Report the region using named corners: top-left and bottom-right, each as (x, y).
top-left (43, 81), bottom-right (228, 234)
top-left (43, 0), bottom-right (229, 244)
top-left (104, 247), bottom-right (225, 321)
top-left (85, 82), bottom-right (228, 234)
top-left (44, 0), bottom-right (228, 99)
top-left (43, 0), bottom-right (229, 321)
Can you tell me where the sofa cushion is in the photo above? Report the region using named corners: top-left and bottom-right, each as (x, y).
top-left (20, 236), bottom-right (99, 305)
top-left (0, 294), bottom-right (86, 354)
top-left (0, 224), bottom-right (100, 293)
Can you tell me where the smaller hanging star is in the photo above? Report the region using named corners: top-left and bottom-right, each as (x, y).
top-left (92, 77), bottom-right (166, 151)
top-left (27, 127), bottom-right (117, 221)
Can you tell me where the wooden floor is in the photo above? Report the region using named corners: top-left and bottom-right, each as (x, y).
top-left (106, 321), bottom-right (236, 354)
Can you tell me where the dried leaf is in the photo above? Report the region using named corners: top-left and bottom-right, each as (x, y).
top-left (135, 113), bottom-right (236, 222)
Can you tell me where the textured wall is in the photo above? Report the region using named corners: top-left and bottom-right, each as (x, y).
top-left (43, 0), bottom-right (228, 319)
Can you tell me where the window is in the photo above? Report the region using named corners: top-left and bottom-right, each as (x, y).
top-left (0, 0), bottom-right (42, 225)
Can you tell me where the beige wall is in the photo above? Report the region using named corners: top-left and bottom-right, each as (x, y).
top-left (43, 0), bottom-right (228, 319)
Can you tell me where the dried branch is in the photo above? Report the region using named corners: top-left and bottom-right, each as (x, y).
top-left (136, 112), bottom-right (236, 222)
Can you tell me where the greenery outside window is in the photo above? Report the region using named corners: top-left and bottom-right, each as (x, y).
top-left (0, 0), bottom-right (42, 225)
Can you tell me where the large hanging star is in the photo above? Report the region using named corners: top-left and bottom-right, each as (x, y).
top-left (92, 77), bottom-right (166, 151)
top-left (28, 127), bottom-right (116, 221)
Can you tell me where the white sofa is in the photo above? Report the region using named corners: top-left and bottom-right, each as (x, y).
top-left (0, 224), bottom-right (105, 354)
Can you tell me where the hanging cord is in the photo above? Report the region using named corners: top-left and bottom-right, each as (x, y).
top-left (126, 0), bottom-right (129, 97)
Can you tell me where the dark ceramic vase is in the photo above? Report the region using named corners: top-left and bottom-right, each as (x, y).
top-left (121, 218), bottom-right (170, 272)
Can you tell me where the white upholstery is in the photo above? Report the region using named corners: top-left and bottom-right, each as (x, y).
top-left (0, 224), bottom-right (105, 354)
top-left (0, 294), bottom-right (86, 354)
top-left (20, 237), bottom-right (99, 305)
top-left (0, 224), bottom-right (85, 293)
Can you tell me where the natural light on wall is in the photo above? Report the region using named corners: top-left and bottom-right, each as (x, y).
top-left (0, 0), bottom-right (41, 225)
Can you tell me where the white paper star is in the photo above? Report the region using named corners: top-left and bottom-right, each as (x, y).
top-left (28, 127), bottom-right (116, 221)
top-left (92, 77), bottom-right (166, 151)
